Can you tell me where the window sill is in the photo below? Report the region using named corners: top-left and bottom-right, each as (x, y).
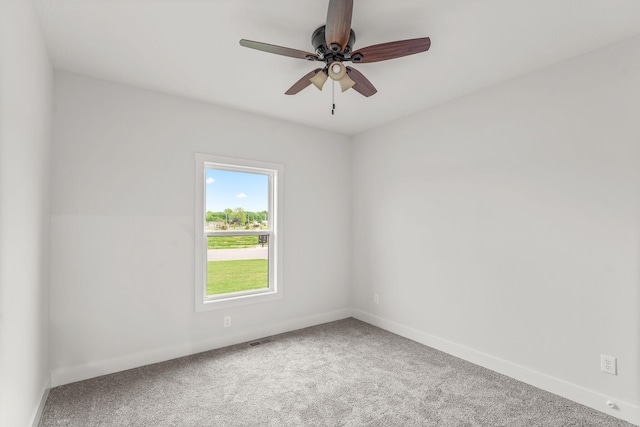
top-left (195, 289), bottom-right (283, 312)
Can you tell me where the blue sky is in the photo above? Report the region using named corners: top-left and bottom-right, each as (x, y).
top-left (205, 169), bottom-right (268, 212)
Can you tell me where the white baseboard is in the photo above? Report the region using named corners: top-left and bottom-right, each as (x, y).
top-left (353, 309), bottom-right (640, 426)
top-left (30, 376), bottom-right (51, 427)
top-left (52, 308), bottom-right (353, 387)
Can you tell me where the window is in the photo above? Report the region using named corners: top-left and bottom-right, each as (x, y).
top-left (195, 154), bottom-right (283, 311)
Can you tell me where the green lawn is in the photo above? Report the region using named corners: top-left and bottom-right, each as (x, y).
top-left (207, 235), bottom-right (267, 249)
top-left (207, 259), bottom-right (268, 295)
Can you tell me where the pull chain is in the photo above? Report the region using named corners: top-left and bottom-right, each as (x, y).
top-left (331, 80), bottom-right (336, 115)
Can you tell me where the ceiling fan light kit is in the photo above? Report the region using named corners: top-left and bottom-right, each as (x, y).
top-left (240, 0), bottom-right (431, 107)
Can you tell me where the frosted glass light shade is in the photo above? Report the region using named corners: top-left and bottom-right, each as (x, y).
top-left (310, 70), bottom-right (328, 90)
top-left (338, 74), bottom-right (356, 92)
top-left (328, 62), bottom-right (347, 81)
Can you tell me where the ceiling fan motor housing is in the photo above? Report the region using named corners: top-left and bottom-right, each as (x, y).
top-left (312, 25), bottom-right (356, 57)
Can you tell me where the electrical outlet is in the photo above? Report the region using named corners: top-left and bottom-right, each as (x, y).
top-left (601, 354), bottom-right (617, 375)
top-left (373, 294), bottom-right (379, 305)
top-left (224, 316), bottom-right (231, 328)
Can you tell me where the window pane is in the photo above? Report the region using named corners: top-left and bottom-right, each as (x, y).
top-left (205, 169), bottom-right (269, 231)
top-left (206, 236), bottom-right (269, 296)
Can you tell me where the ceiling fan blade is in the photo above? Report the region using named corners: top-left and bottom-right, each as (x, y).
top-left (325, 0), bottom-right (353, 52)
top-left (240, 39), bottom-right (318, 61)
top-left (285, 68), bottom-right (324, 95)
top-left (346, 67), bottom-right (377, 97)
top-left (351, 37), bottom-right (431, 63)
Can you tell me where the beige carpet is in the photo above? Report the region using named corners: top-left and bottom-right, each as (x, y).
top-left (40, 318), bottom-right (634, 426)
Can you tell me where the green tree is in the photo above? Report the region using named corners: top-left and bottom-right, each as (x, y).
top-left (230, 207), bottom-right (247, 226)
top-left (224, 208), bottom-right (233, 224)
top-left (205, 211), bottom-right (215, 222)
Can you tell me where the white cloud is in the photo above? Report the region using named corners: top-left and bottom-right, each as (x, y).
top-left (206, 178), bottom-right (215, 184)
top-left (236, 192), bottom-right (247, 199)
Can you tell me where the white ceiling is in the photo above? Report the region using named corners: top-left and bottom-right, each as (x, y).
top-left (35, 0), bottom-right (640, 136)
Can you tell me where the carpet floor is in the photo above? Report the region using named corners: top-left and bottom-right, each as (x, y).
top-left (40, 318), bottom-right (634, 426)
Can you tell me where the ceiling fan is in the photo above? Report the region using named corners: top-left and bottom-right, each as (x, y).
top-left (239, 0), bottom-right (431, 98)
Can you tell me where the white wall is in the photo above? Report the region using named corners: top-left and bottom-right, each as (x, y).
top-left (0, 0), bottom-right (53, 425)
top-left (352, 36), bottom-right (640, 424)
top-left (40, 20), bottom-right (640, 427)
top-left (50, 72), bottom-right (352, 385)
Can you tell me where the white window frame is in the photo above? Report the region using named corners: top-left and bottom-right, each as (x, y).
top-left (194, 154), bottom-right (283, 312)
